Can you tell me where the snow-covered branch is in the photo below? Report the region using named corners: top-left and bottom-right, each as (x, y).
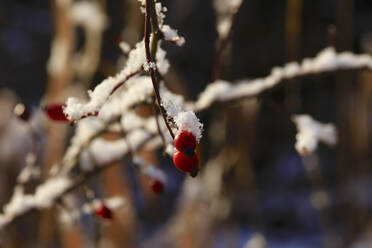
top-left (195, 47), bottom-right (372, 111)
top-left (3, 0), bottom-right (372, 234)
top-left (63, 41), bottom-right (146, 121)
top-left (0, 177), bottom-right (72, 229)
top-left (3, 43), bottom-right (370, 230)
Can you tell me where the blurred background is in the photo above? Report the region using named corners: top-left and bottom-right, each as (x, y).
top-left (0, 0), bottom-right (372, 247)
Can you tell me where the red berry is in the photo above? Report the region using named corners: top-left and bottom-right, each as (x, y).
top-left (95, 204), bottom-right (113, 220)
top-left (45, 103), bottom-right (69, 122)
top-left (174, 131), bottom-right (197, 154)
top-left (173, 151), bottom-right (198, 173)
top-left (150, 180), bottom-right (164, 194)
top-left (115, 35), bottom-right (121, 45)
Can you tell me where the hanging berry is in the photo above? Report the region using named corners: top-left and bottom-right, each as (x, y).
top-left (13, 103), bottom-right (32, 122)
top-left (173, 151), bottom-right (198, 173)
top-left (95, 203), bottom-right (113, 220)
top-left (174, 131), bottom-right (197, 156)
top-left (150, 180), bottom-right (164, 194)
top-left (114, 35), bottom-right (121, 45)
top-left (44, 103), bottom-right (69, 122)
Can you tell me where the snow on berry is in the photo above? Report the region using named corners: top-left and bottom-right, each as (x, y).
top-left (174, 111), bottom-right (203, 143)
top-left (45, 103), bottom-right (69, 122)
top-left (173, 151), bottom-right (199, 173)
top-left (160, 84), bottom-right (203, 142)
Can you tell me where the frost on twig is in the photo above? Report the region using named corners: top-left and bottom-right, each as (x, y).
top-left (161, 25), bottom-right (185, 47)
top-left (64, 41), bottom-right (170, 121)
top-left (17, 153), bottom-right (41, 184)
top-left (0, 177), bottom-right (72, 229)
top-left (214, 0), bottom-right (243, 38)
top-left (292, 115), bottom-right (338, 156)
top-left (63, 41), bottom-right (147, 121)
top-left (97, 76), bottom-right (154, 122)
top-left (140, 0), bottom-right (185, 47)
top-left (195, 47), bottom-right (372, 111)
top-left (63, 76), bottom-right (174, 173)
top-left (119, 41), bottom-right (131, 54)
top-left (160, 84), bottom-right (203, 142)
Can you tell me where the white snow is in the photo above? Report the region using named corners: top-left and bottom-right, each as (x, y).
top-left (174, 111), bottom-right (203, 142)
top-left (161, 25), bottom-right (185, 46)
top-left (292, 115), bottom-right (338, 156)
top-left (143, 61), bottom-right (156, 71)
top-left (119, 41), bottom-right (131, 54)
top-left (0, 177), bottom-right (72, 229)
top-left (213, 0), bottom-right (243, 37)
top-left (160, 84), bottom-right (203, 142)
top-left (17, 153), bottom-right (41, 184)
top-left (70, 1), bottom-right (107, 31)
top-left (82, 196), bottom-right (126, 214)
top-left (89, 138), bottom-right (129, 165)
top-left (64, 41), bottom-right (146, 121)
top-left (97, 76), bottom-right (154, 122)
top-left (194, 47), bottom-right (372, 111)
top-left (34, 177), bottom-right (72, 208)
top-left (156, 44), bottom-right (170, 74)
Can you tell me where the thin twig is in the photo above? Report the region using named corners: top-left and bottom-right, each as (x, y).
top-left (212, 5), bottom-right (242, 81)
top-left (144, 0), bottom-right (175, 140)
top-left (213, 28), bottom-right (233, 81)
top-left (153, 100), bottom-right (167, 149)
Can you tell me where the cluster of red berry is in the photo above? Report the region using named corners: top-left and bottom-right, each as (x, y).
top-left (172, 131), bottom-right (199, 177)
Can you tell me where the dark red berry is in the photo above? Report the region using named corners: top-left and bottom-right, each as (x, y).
top-left (150, 180), bottom-right (164, 194)
top-left (45, 103), bottom-right (69, 122)
top-left (173, 151), bottom-right (198, 173)
top-left (95, 204), bottom-right (113, 220)
top-left (174, 131), bottom-right (197, 154)
top-left (115, 35), bottom-right (121, 45)
top-left (14, 103), bottom-right (32, 121)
